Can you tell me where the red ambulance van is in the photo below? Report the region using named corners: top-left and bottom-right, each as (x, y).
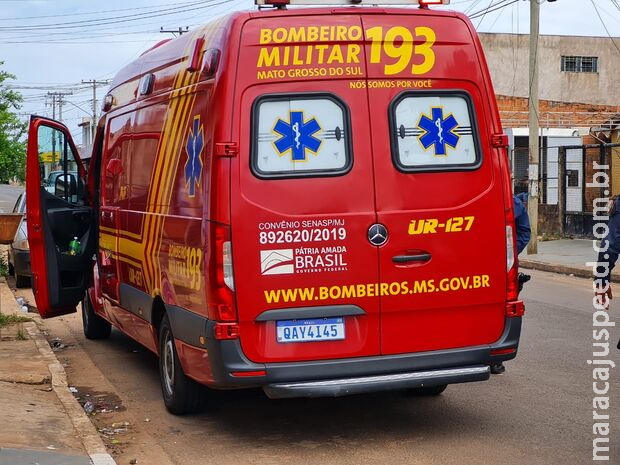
top-left (26, 0), bottom-right (524, 414)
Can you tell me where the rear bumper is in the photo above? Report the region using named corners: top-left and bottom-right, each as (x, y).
top-left (194, 316), bottom-right (521, 395)
top-left (263, 365), bottom-right (490, 399)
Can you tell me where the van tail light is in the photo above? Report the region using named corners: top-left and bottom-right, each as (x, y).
top-left (506, 225), bottom-right (515, 272)
top-left (506, 224), bottom-right (519, 302)
top-left (214, 323), bottom-right (240, 340)
top-left (505, 221), bottom-right (522, 312)
top-left (207, 222), bottom-right (237, 324)
top-left (505, 301), bottom-right (525, 318)
top-left (223, 241), bottom-right (234, 291)
top-left (230, 370), bottom-right (266, 378)
top-left (496, 131), bottom-right (520, 305)
top-left (490, 347), bottom-right (517, 356)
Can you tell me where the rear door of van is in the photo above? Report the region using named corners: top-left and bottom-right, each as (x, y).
top-left (231, 16), bottom-right (381, 363)
top-left (361, 13), bottom-right (507, 355)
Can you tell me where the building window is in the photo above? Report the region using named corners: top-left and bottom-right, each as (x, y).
top-left (561, 56), bottom-right (598, 73)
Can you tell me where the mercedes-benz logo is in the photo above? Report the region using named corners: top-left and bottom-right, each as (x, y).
top-left (368, 224), bottom-right (388, 246)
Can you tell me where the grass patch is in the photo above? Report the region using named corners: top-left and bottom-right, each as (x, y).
top-left (0, 313), bottom-right (32, 328)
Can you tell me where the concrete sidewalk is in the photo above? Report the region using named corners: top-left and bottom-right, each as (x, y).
top-left (519, 238), bottom-right (617, 282)
top-left (0, 279), bottom-right (116, 465)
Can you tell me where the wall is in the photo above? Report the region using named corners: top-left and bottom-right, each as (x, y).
top-left (611, 129), bottom-right (620, 195)
top-left (582, 134), bottom-right (608, 214)
top-left (479, 33), bottom-right (620, 106)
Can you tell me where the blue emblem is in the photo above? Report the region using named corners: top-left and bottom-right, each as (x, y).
top-left (273, 111), bottom-right (322, 161)
top-left (417, 107), bottom-right (460, 156)
top-left (185, 116), bottom-right (204, 197)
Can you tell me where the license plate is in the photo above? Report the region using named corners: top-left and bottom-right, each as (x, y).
top-left (276, 318), bottom-right (345, 343)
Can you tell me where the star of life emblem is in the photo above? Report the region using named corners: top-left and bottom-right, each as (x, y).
top-left (272, 111), bottom-right (323, 161)
top-left (417, 107), bottom-right (460, 156)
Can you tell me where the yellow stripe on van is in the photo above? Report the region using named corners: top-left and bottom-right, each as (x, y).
top-left (99, 233), bottom-right (117, 251)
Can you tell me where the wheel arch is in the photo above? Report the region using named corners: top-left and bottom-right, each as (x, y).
top-left (151, 295), bottom-right (167, 352)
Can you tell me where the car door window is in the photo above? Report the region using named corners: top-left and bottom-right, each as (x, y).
top-left (37, 125), bottom-right (84, 205)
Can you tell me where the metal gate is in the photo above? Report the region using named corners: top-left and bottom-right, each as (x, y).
top-left (538, 143), bottom-right (620, 238)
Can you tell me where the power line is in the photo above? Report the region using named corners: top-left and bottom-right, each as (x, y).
top-left (470, 0), bottom-right (519, 20)
top-left (473, 0), bottom-right (496, 26)
top-left (0, 0), bottom-right (238, 44)
top-left (0, 0), bottom-right (213, 31)
top-left (465, 0), bottom-right (485, 15)
top-left (485, 0), bottom-right (509, 31)
top-left (469, 0), bottom-right (505, 17)
top-left (510, 0), bottom-right (520, 97)
top-left (589, 0), bottom-right (620, 54)
top-left (0, 0), bottom-right (206, 22)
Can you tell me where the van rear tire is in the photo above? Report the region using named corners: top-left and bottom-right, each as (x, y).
top-left (158, 314), bottom-right (205, 415)
top-left (82, 292), bottom-right (111, 340)
top-left (408, 384), bottom-right (447, 396)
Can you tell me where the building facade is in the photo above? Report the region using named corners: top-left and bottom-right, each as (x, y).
top-left (479, 33), bottom-right (619, 107)
top-left (478, 33), bottom-right (620, 236)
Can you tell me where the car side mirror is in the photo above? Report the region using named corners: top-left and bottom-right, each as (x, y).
top-left (55, 173), bottom-right (77, 199)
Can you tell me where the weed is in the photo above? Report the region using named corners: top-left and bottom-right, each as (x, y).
top-left (0, 313), bottom-right (31, 328)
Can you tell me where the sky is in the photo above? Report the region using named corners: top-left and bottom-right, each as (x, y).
top-left (1, 0), bottom-right (619, 145)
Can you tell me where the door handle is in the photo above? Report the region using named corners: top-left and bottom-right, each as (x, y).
top-left (392, 253), bottom-right (432, 263)
top-left (72, 209), bottom-right (90, 222)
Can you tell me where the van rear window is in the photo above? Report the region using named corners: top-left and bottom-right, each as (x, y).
top-left (252, 95), bottom-right (351, 178)
top-left (390, 93), bottom-right (480, 172)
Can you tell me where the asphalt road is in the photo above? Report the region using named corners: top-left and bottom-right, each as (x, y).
top-left (18, 270), bottom-right (619, 465)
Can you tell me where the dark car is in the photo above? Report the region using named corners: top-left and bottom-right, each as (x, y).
top-left (8, 193), bottom-right (31, 288)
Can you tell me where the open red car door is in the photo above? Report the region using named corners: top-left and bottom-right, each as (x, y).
top-left (26, 116), bottom-right (95, 318)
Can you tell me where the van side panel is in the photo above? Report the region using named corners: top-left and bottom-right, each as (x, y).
top-left (97, 18), bottom-right (234, 358)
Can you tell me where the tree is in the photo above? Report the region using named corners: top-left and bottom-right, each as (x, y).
top-left (0, 62), bottom-right (26, 183)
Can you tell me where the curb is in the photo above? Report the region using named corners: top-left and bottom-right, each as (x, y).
top-left (1, 281), bottom-right (117, 465)
top-left (519, 260), bottom-right (620, 283)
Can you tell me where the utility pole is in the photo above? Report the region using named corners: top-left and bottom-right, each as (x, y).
top-left (82, 79), bottom-right (111, 142)
top-left (526, 0), bottom-right (540, 255)
top-left (46, 90), bottom-right (73, 122)
top-left (58, 92), bottom-right (70, 122)
top-left (46, 91), bottom-right (71, 172)
top-left (46, 93), bottom-right (57, 172)
top-left (46, 92), bottom-right (56, 120)
top-left (160, 26), bottom-right (189, 36)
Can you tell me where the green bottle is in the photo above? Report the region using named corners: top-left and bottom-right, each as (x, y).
top-left (68, 236), bottom-right (80, 256)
